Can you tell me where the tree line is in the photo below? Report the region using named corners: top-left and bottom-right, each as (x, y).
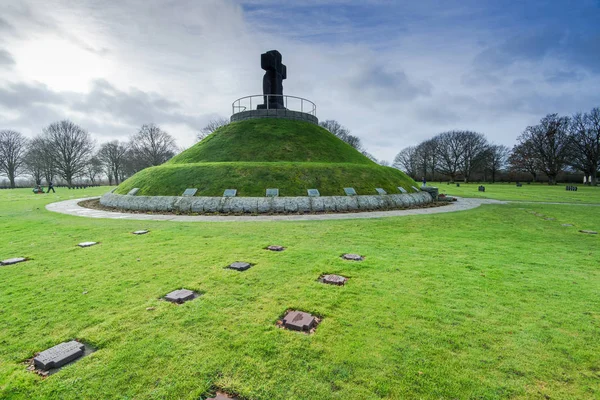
top-left (393, 107), bottom-right (600, 185)
top-left (0, 121), bottom-right (179, 188)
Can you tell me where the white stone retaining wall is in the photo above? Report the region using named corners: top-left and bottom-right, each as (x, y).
top-left (100, 192), bottom-right (433, 214)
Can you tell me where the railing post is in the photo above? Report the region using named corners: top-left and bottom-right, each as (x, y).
top-left (250, 96), bottom-right (252, 111)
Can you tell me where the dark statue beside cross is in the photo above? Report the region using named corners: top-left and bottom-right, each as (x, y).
top-left (258, 50), bottom-right (287, 110)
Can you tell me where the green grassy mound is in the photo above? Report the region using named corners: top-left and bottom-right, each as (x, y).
top-left (115, 119), bottom-right (417, 196)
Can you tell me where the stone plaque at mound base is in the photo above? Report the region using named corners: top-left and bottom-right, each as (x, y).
top-left (282, 310), bottom-right (316, 331)
top-left (127, 188), bottom-right (140, 196)
top-left (266, 188), bottom-right (279, 197)
top-left (33, 341), bottom-right (85, 371)
top-left (398, 187), bottom-right (407, 194)
top-left (307, 189), bottom-right (320, 197)
top-left (375, 188), bottom-right (387, 195)
top-left (320, 274), bottom-right (348, 286)
top-left (164, 289), bottom-right (197, 304)
top-left (1, 257), bottom-right (26, 266)
top-left (132, 230), bottom-right (149, 235)
top-left (228, 261), bottom-right (252, 271)
top-left (344, 187), bottom-right (357, 196)
top-left (342, 253), bottom-right (364, 261)
top-left (267, 245), bottom-right (285, 251)
top-left (78, 242), bottom-right (98, 248)
top-left (223, 189), bottom-right (237, 197)
top-left (182, 188), bottom-right (198, 197)
top-left (411, 186), bottom-right (420, 191)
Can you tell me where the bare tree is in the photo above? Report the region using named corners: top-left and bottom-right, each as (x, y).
top-left (319, 120), bottom-right (364, 151)
top-left (98, 140), bottom-right (129, 185)
top-left (509, 140), bottom-right (539, 182)
top-left (0, 130), bottom-right (27, 188)
top-left (85, 156), bottom-right (103, 184)
top-left (129, 124), bottom-right (177, 170)
top-left (416, 139), bottom-right (439, 181)
top-left (197, 117), bottom-right (229, 141)
top-left (43, 120), bottom-right (94, 187)
top-left (460, 131), bottom-right (489, 182)
top-left (517, 114), bottom-right (570, 185)
top-left (393, 146), bottom-right (419, 177)
top-left (434, 131), bottom-right (466, 182)
top-left (23, 144), bottom-right (44, 186)
top-left (569, 107), bottom-right (600, 186)
top-left (484, 144), bottom-right (510, 183)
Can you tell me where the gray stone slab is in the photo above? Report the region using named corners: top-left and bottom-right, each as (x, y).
top-left (132, 230), bottom-right (149, 235)
top-left (266, 188), bottom-right (279, 197)
top-left (207, 393), bottom-right (239, 400)
top-left (33, 341), bottom-right (85, 371)
top-left (320, 274), bottom-right (347, 286)
top-left (344, 187), bottom-right (357, 196)
top-left (307, 189), bottom-right (320, 197)
top-left (223, 189), bottom-right (237, 197)
top-left (375, 188), bottom-right (387, 195)
top-left (127, 188), bottom-right (140, 196)
top-left (579, 230), bottom-right (598, 234)
top-left (1, 257), bottom-right (26, 266)
top-left (164, 289), bottom-right (197, 304)
top-left (561, 224), bottom-right (574, 227)
top-left (182, 188), bottom-right (198, 197)
top-left (398, 187), bottom-right (407, 194)
top-left (78, 241), bottom-right (98, 248)
top-left (228, 261), bottom-right (252, 271)
top-left (411, 186), bottom-right (420, 191)
top-left (342, 253), bottom-right (364, 261)
top-left (266, 245), bottom-right (285, 251)
top-left (282, 310), bottom-right (316, 332)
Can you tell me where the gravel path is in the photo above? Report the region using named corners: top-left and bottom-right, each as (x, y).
top-left (46, 197), bottom-right (506, 222)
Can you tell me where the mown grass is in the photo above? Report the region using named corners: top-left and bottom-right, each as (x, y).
top-left (439, 182), bottom-right (600, 204)
top-left (0, 187), bottom-right (599, 399)
top-left (115, 162), bottom-right (417, 197)
top-left (115, 119), bottom-right (418, 196)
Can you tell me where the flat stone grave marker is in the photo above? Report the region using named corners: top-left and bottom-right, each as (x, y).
top-left (544, 217), bottom-right (555, 221)
top-left (344, 187), bottom-right (357, 196)
top-left (398, 187), bottom-right (407, 194)
top-left (33, 340), bottom-right (85, 371)
top-left (132, 230), bottom-right (149, 235)
top-left (127, 188), bottom-right (140, 196)
top-left (281, 310), bottom-right (317, 332)
top-left (1, 257), bottom-right (27, 266)
top-left (375, 188), bottom-right (387, 195)
top-left (411, 186), bottom-right (420, 191)
top-left (307, 189), bottom-right (320, 197)
top-left (266, 245), bottom-right (285, 251)
top-left (164, 289), bottom-right (198, 304)
top-left (342, 253), bottom-right (364, 261)
top-left (223, 189), bottom-right (237, 197)
top-left (579, 230), bottom-right (598, 235)
top-left (228, 261), bottom-right (252, 271)
top-left (207, 393), bottom-right (239, 400)
top-left (320, 274), bottom-right (348, 286)
top-left (78, 242), bottom-right (98, 248)
top-left (266, 188), bottom-right (279, 197)
top-left (561, 224), bottom-right (574, 227)
top-left (182, 188), bottom-right (198, 197)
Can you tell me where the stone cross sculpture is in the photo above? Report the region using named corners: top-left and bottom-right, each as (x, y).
top-left (258, 50), bottom-right (287, 110)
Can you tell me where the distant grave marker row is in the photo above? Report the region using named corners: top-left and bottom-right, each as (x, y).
top-left (566, 185), bottom-right (578, 191)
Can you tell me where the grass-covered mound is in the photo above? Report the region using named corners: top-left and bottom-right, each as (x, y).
top-left (115, 119), bottom-right (417, 196)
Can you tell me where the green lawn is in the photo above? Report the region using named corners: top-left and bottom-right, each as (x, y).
top-left (439, 182), bottom-right (600, 204)
top-left (1, 187), bottom-right (599, 399)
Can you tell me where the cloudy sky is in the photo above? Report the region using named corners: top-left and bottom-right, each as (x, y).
top-left (1, 0), bottom-right (599, 162)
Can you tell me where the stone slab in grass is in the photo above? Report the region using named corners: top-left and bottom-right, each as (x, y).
top-left (562, 224), bottom-right (574, 227)
top-left (1, 257), bottom-right (27, 266)
top-left (182, 188), bottom-right (198, 197)
top-left (342, 253), bottom-right (364, 261)
top-left (223, 189), bottom-right (237, 197)
top-left (164, 289), bottom-right (198, 304)
top-left (265, 188), bottom-right (279, 197)
top-left (281, 310), bottom-right (318, 332)
top-left (375, 188), bottom-right (387, 195)
top-left (228, 261), bottom-right (252, 271)
top-left (320, 274), bottom-right (348, 286)
top-left (33, 341), bottom-right (85, 371)
top-left (398, 186), bottom-right (407, 193)
top-left (266, 245), bottom-right (285, 251)
top-left (207, 393), bottom-right (239, 400)
top-left (132, 230), bottom-right (149, 235)
top-left (307, 189), bottom-right (320, 197)
top-left (78, 242), bottom-right (98, 248)
top-left (343, 187), bottom-right (357, 196)
top-left (579, 230), bottom-right (598, 235)
top-left (411, 186), bottom-right (420, 191)
top-left (127, 188), bottom-right (140, 196)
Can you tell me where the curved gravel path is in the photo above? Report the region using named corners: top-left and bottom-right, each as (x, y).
top-left (46, 196), bottom-right (506, 222)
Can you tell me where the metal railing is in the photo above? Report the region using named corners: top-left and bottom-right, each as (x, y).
top-left (232, 94), bottom-right (317, 116)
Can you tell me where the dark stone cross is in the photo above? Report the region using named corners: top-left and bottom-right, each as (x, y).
top-left (258, 50), bottom-right (287, 110)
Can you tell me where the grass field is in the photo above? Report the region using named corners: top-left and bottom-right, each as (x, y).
top-left (1, 187), bottom-right (599, 399)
